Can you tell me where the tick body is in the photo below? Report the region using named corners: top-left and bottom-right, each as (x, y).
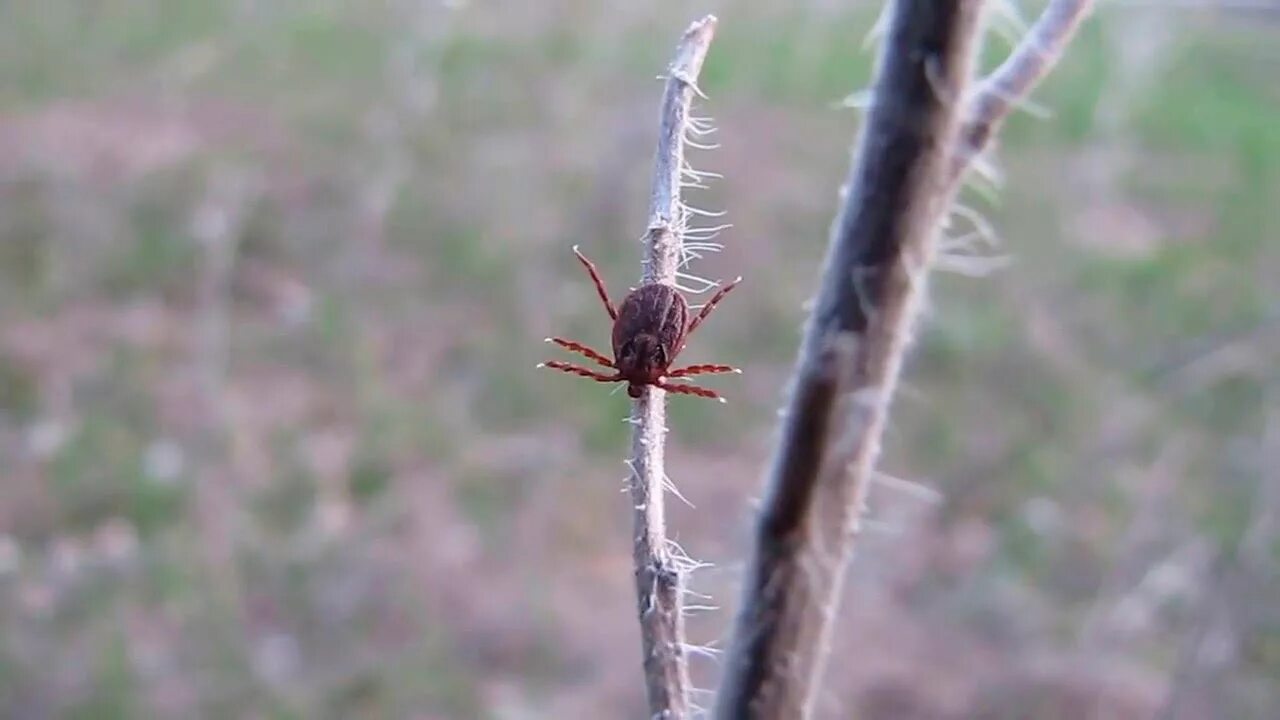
top-left (540, 247), bottom-right (741, 401)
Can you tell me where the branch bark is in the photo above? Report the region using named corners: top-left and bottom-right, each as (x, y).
top-left (629, 15), bottom-right (717, 719)
top-left (714, 1), bottom-right (1094, 717)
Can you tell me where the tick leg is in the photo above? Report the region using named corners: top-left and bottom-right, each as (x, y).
top-left (546, 337), bottom-right (614, 368)
top-left (685, 275), bottom-right (742, 338)
top-left (667, 363), bottom-right (740, 378)
top-left (656, 380), bottom-right (724, 402)
top-left (573, 246), bottom-right (618, 321)
top-left (538, 360), bottom-right (621, 383)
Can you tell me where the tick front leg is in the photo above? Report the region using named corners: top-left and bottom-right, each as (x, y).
top-left (546, 337), bottom-right (614, 368)
top-left (656, 380), bottom-right (725, 402)
top-left (538, 360), bottom-right (621, 383)
top-left (667, 363), bottom-right (740, 378)
top-left (572, 246), bottom-right (618, 321)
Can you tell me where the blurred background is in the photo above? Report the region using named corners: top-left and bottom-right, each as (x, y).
top-left (0, 0), bottom-right (1277, 718)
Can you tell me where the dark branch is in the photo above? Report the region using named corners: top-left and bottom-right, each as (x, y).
top-left (714, 0), bottom-right (1097, 717)
top-left (714, 1), bottom-right (986, 717)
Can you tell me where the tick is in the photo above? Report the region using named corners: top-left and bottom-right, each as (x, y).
top-left (539, 246), bottom-right (742, 401)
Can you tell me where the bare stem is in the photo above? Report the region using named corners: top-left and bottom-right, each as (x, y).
top-left (951, 0), bottom-right (1097, 182)
top-left (715, 0), bottom-right (1094, 717)
top-left (629, 14), bottom-right (717, 719)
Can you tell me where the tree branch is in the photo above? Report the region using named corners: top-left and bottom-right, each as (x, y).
top-left (714, 3), bottom-right (986, 715)
top-left (629, 14), bottom-right (717, 719)
top-left (715, 0), bottom-right (1095, 716)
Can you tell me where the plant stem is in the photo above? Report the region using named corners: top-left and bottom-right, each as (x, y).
top-left (629, 14), bottom-right (718, 719)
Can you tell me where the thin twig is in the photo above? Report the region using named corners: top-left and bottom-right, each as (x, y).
top-left (629, 14), bottom-right (718, 719)
top-left (951, 0), bottom-right (1097, 183)
top-left (715, 0), bottom-right (1094, 717)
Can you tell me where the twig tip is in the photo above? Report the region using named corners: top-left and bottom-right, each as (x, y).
top-left (690, 14), bottom-right (718, 31)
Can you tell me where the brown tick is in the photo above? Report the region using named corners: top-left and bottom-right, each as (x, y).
top-left (539, 246), bottom-right (741, 401)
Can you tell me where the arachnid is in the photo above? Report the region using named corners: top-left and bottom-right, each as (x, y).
top-left (539, 246), bottom-right (741, 401)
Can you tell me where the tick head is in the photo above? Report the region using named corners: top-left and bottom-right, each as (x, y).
top-left (616, 332), bottom-right (667, 385)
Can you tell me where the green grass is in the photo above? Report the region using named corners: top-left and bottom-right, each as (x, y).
top-left (700, 8), bottom-right (879, 104)
top-left (66, 624), bottom-right (139, 720)
top-left (0, 353), bottom-right (40, 421)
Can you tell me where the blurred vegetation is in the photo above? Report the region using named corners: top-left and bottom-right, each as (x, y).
top-left (0, 1), bottom-right (1277, 718)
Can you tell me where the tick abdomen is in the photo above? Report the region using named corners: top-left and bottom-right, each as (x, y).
top-left (612, 283), bottom-right (688, 361)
